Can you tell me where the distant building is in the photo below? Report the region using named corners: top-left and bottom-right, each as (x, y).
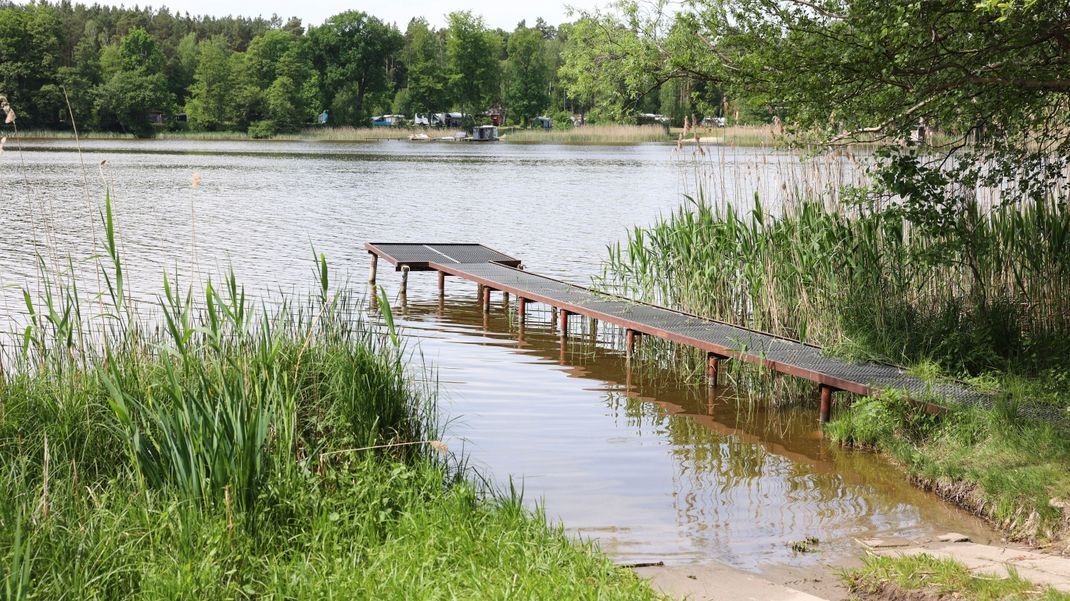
top-left (470, 125), bottom-right (499, 141)
top-left (486, 105), bottom-right (506, 126)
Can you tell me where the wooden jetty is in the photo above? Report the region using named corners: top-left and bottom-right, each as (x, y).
top-left (365, 243), bottom-right (985, 422)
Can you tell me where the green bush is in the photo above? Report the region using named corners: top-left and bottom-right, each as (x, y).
top-left (247, 119), bottom-right (277, 139)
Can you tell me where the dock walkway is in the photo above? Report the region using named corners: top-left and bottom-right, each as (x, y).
top-left (365, 243), bottom-right (987, 421)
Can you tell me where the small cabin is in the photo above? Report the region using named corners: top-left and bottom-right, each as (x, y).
top-left (470, 125), bottom-right (499, 141)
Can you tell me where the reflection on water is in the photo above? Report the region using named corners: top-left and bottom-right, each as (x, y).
top-left (392, 287), bottom-right (995, 569)
top-left (0, 139), bottom-right (996, 573)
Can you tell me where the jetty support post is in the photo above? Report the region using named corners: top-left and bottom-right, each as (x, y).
top-left (368, 253), bottom-right (378, 285)
top-left (482, 286), bottom-right (491, 313)
top-left (707, 353), bottom-right (723, 386)
top-left (438, 270), bottom-right (446, 294)
top-left (400, 266), bottom-right (410, 297)
top-left (559, 309), bottom-right (570, 336)
top-left (819, 385), bottom-right (834, 424)
top-left (517, 297), bottom-right (526, 321)
top-left (626, 329), bottom-right (640, 358)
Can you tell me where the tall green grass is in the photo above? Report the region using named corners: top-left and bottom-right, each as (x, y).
top-left (604, 195), bottom-right (1070, 379)
top-left (0, 195), bottom-right (657, 599)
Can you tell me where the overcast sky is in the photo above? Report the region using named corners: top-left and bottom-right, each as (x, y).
top-left (64, 0), bottom-right (609, 30)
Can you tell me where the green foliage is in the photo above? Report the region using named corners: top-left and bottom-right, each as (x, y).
top-left (0, 3), bottom-right (62, 127)
top-left (445, 11), bottom-right (501, 120)
top-left (309, 11), bottom-right (403, 126)
top-left (0, 196), bottom-right (656, 599)
top-left (184, 36), bottom-right (236, 130)
top-left (399, 18), bottom-right (448, 116)
top-left (604, 195), bottom-right (1070, 376)
top-left (504, 26), bottom-right (550, 123)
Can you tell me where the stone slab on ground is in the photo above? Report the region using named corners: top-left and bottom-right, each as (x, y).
top-left (875, 542), bottom-right (1070, 593)
top-left (635, 563), bottom-right (833, 601)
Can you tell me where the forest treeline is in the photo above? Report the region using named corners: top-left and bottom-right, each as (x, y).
top-left (0, 1), bottom-right (723, 136)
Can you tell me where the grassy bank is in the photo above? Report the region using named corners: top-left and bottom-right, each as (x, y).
top-left (844, 554), bottom-right (1070, 600)
top-left (0, 199), bottom-right (658, 599)
top-left (827, 391), bottom-right (1070, 545)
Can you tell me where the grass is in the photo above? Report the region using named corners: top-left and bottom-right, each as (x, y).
top-left (0, 194), bottom-right (660, 599)
top-left (826, 390), bottom-right (1070, 545)
top-left (843, 553), bottom-right (1070, 600)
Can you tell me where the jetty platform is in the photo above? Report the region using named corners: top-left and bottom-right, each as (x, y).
top-left (365, 242), bottom-right (985, 422)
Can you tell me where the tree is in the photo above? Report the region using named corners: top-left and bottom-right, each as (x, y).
top-left (309, 11), bottom-right (403, 126)
top-left (682, 0), bottom-right (1070, 240)
top-left (95, 28), bottom-right (173, 136)
top-left (0, 4), bottom-right (63, 127)
top-left (504, 26), bottom-right (550, 124)
top-left (400, 18), bottom-right (448, 117)
top-left (445, 11), bottom-right (501, 120)
top-left (185, 36), bottom-right (236, 130)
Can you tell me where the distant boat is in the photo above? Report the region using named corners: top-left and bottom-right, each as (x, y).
top-left (408, 133), bottom-right (430, 141)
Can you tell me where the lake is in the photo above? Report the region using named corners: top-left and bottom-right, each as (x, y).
top-left (0, 138), bottom-right (994, 572)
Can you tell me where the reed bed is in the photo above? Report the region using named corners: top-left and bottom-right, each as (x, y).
top-left (504, 124), bottom-right (672, 144)
top-left (0, 194), bottom-right (656, 599)
top-left (301, 126), bottom-right (417, 141)
top-left (603, 165), bottom-right (1070, 380)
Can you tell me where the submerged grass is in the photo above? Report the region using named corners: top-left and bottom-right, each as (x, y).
top-left (0, 195), bottom-right (658, 599)
top-left (844, 553), bottom-right (1070, 600)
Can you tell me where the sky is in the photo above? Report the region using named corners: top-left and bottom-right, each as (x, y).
top-left (64, 0), bottom-right (609, 30)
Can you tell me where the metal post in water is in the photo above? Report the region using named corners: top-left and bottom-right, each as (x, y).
top-left (707, 353), bottom-right (720, 386)
top-left (368, 253), bottom-right (378, 285)
top-left (438, 271), bottom-right (445, 294)
top-left (400, 266), bottom-right (410, 297)
top-left (559, 309), bottom-right (569, 336)
top-left (626, 329), bottom-right (638, 357)
top-left (819, 385), bottom-right (833, 424)
top-left (482, 286), bottom-right (491, 313)
top-left (517, 297), bottom-right (526, 321)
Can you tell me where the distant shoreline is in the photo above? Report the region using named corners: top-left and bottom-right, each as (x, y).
top-left (11, 124), bottom-right (781, 147)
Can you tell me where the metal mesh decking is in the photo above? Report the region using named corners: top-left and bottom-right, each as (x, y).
top-left (366, 243), bottom-right (520, 270)
top-left (433, 261), bottom-right (989, 407)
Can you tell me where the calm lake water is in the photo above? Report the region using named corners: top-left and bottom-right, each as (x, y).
top-left (0, 139), bottom-right (994, 572)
